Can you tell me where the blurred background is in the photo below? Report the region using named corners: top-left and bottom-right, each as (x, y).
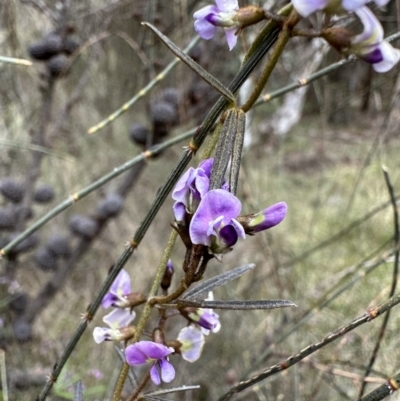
top-left (1, 0), bottom-right (400, 400)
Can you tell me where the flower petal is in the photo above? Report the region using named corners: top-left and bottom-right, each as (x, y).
top-left (160, 359), bottom-right (175, 383)
top-left (150, 364), bottom-right (161, 385)
top-left (342, 0), bottom-right (368, 11)
top-left (215, 0), bottom-right (238, 12)
top-left (103, 308), bottom-right (135, 329)
top-left (193, 5), bottom-right (220, 19)
top-left (224, 27), bottom-right (238, 51)
top-left (93, 327), bottom-right (109, 344)
top-left (372, 41), bottom-right (400, 72)
top-left (178, 326), bottom-right (205, 362)
top-left (292, 0), bottom-right (329, 17)
top-left (125, 343), bottom-right (147, 365)
top-left (352, 7), bottom-right (383, 46)
top-left (194, 18), bottom-right (218, 40)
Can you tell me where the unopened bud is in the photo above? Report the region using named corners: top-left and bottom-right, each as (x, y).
top-left (322, 27), bottom-right (352, 52)
top-left (161, 259), bottom-right (174, 291)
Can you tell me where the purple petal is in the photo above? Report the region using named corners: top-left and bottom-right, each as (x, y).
top-left (193, 5), bottom-right (220, 19)
top-left (190, 189), bottom-right (242, 246)
top-left (125, 343), bottom-right (147, 365)
top-left (291, 0), bottom-right (329, 17)
top-left (172, 168), bottom-right (196, 202)
top-left (224, 28), bottom-right (238, 51)
top-left (372, 41), bottom-right (400, 72)
top-left (249, 202), bottom-right (288, 233)
top-left (102, 269), bottom-right (131, 308)
top-left (160, 359), bottom-right (175, 383)
top-left (103, 308), bottom-right (135, 329)
top-left (352, 7), bottom-right (383, 46)
top-left (374, 0), bottom-right (390, 6)
top-left (150, 364), bottom-right (161, 385)
top-left (219, 224), bottom-right (239, 247)
top-left (198, 158), bottom-right (214, 176)
top-left (342, 0), bottom-right (368, 11)
top-left (173, 202), bottom-right (186, 222)
top-left (194, 18), bottom-right (218, 40)
top-left (178, 326), bottom-right (205, 362)
top-left (215, 0), bottom-right (238, 12)
top-left (93, 327), bottom-right (110, 344)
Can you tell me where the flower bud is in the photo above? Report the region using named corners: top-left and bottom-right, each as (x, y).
top-left (161, 259), bottom-right (174, 291)
top-left (237, 202), bottom-right (287, 235)
top-left (321, 27), bottom-right (352, 52)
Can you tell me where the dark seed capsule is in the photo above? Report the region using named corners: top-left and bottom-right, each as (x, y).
top-left (10, 293), bottom-right (29, 315)
top-left (12, 318), bottom-right (32, 342)
top-left (35, 247), bottom-right (58, 271)
top-left (151, 101), bottom-right (179, 127)
top-left (160, 87), bottom-right (180, 110)
top-left (129, 123), bottom-right (149, 146)
top-left (0, 178), bottom-right (24, 203)
top-left (10, 232), bottom-right (39, 254)
top-left (46, 54), bottom-right (69, 78)
top-left (46, 234), bottom-right (70, 257)
top-left (0, 208), bottom-right (16, 230)
top-left (28, 34), bottom-right (63, 61)
top-left (34, 184), bottom-right (55, 203)
top-left (63, 36), bottom-right (80, 55)
top-left (96, 194), bottom-right (124, 219)
top-left (69, 215), bottom-right (99, 239)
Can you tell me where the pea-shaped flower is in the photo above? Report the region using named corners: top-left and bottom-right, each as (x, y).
top-left (125, 341), bottom-right (175, 385)
top-left (102, 269), bottom-right (131, 309)
top-left (189, 189), bottom-right (245, 255)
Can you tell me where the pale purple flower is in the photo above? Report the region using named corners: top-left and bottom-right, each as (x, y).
top-left (292, 0), bottom-right (390, 18)
top-left (191, 292), bottom-right (221, 335)
top-left (125, 341), bottom-right (175, 385)
top-left (189, 189), bottom-right (245, 254)
top-left (177, 326), bottom-right (205, 362)
top-left (350, 7), bottom-right (400, 72)
top-left (102, 268), bottom-right (131, 309)
top-left (172, 158), bottom-right (213, 222)
top-left (93, 308), bottom-right (136, 344)
top-left (194, 0), bottom-right (239, 50)
top-left (245, 202), bottom-right (287, 234)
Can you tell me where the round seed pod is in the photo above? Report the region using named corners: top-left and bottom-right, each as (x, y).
top-left (10, 232), bottom-right (39, 254)
top-left (129, 123), bottom-right (149, 146)
top-left (46, 54), bottom-right (69, 78)
top-left (28, 33), bottom-right (63, 61)
top-left (10, 293), bottom-right (29, 315)
top-left (63, 36), bottom-right (80, 55)
top-left (0, 208), bottom-right (16, 230)
top-left (0, 178), bottom-right (24, 203)
top-left (96, 194), bottom-right (124, 219)
top-left (46, 235), bottom-right (70, 257)
top-left (151, 101), bottom-right (178, 128)
top-left (12, 318), bottom-right (32, 342)
top-left (35, 247), bottom-right (58, 271)
top-left (69, 215), bottom-right (99, 239)
top-left (33, 184), bottom-right (55, 203)
top-left (160, 88), bottom-right (180, 110)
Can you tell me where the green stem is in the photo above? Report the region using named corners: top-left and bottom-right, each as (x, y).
top-left (113, 231), bottom-right (178, 401)
top-left (241, 26), bottom-right (291, 113)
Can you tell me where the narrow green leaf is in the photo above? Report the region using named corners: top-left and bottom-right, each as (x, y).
top-left (229, 109), bottom-right (246, 195)
top-left (179, 299), bottom-right (296, 310)
top-left (183, 263), bottom-right (255, 300)
top-left (144, 385), bottom-right (201, 397)
top-left (142, 22), bottom-right (236, 104)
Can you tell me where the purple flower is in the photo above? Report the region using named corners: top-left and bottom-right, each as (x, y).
top-left (240, 202), bottom-right (287, 234)
top-left (350, 7), bottom-right (400, 72)
top-left (177, 326), bottom-right (205, 362)
top-left (102, 269), bottom-right (131, 309)
top-left (125, 341), bottom-right (175, 385)
top-left (189, 292), bottom-right (221, 335)
top-left (189, 189), bottom-right (245, 255)
top-left (172, 158), bottom-right (214, 222)
top-left (292, 0), bottom-right (390, 18)
top-left (93, 308), bottom-right (136, 344)
top-left (194, 0), bottom-right (239, 50)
